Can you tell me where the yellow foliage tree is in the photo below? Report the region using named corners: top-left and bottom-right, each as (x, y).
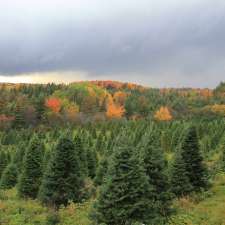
top-left (106, 95), bottom-right (125, 119)
top-left (154, 106), bottom-right (172, 121)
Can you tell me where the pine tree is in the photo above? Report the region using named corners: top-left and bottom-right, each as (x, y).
top-left (39, 136), bottom-right (83, 208)
top-left (170, 152), bottom-right (193, 197)
top-left (91, 136), bottom-right (153, 225)
top-left (0, 163), bottom-right (17, 189)
top-left (74, 135), bottom-right (88, 177)
top-left (140, 132), bottom-right (172, 222)
top-left (18, 135), bottom-right (44, 198)
top-left (181, 126), bottom-right (208, 191)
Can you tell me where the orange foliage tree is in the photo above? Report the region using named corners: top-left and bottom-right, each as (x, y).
top-left (106, 95), bottom-right (125, 119)
top-left (154, 106), bottom-right (172, 121)
top-left (45, 97), bottom-right (61, 113)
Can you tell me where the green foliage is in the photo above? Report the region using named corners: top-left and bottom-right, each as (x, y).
top-left (18, 135), bottom-right (44, 199)
top-left (91, 135), bottom-right (153, 225)
top-left (180, 126), bottom-right (208, 191)
top-left (0, 163), bottom-right (17, 189)
top-left (140, 131), bottom-right (173, 222)
top-left (170, 153), bottom-right (193, 197)
top-left (39, 136), bottom-right (84, 208)
top-left (74, 134), bottom-right (88, 177)
top-left (86, 148), bottom-right (97, 179)
top-left (94, 157), bottom-right (108, 186)
top-left (0, 151), bottom-right (8, 178)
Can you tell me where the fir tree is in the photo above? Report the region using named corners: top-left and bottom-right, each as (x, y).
top-left (94, 156), bottom-right (108, 186)
top-left (39, 136), bottom-right (83, 208)
top-left (13, 104), bottom-right (25, 129)
top-left (181, 126), bottom-right (208, 191)
top-left (12, 142), bottom-right (26, 174)
top-left (0, 163), bottom-right (17, 189)
top-left (87, 148), bottom-right (97, 179)
top-left (18, 135), bottom-right (44, 198)
top-left (74, 135), bottom-right (88, 177)
top-left (170, 152), bottom-right (193, 197)
top-left (140, 132), bottom-right (172, 222)
top-left (221, 135), bottom-right (225, 171)
top-left (0, 151), bottom-right (8, 179)
top-left (91, 136), bottom-right (153, 225)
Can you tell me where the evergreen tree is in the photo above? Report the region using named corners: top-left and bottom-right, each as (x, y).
top-left (0, 151), bottom-right (8, 179)
top-left (221, 135), bottom-right (225, 171)
top-left (181, 126), bottom-right (208, 191)
top-left (87, 148), bottom-right (97, 179)
top-left (94, 156), bottom-right (108, 186)
top-left (74, 135), bottom-right (88, 177)
top-left (140, 132), bottom-right (172, 222)
top-left (12, 142), bottom-right (26, 173)
top-left (13, 104), bottom-right (25, 129)
top-left (39, 136), bottom-right (83, 208)
top-left (170, 153), bottom-right (193, 197)
top-left (0, 163), bottom-right (17, 189)
top-left (18, 135), bottom-right (44, 198)
top-left (91, 136), bottom-right (153, 225)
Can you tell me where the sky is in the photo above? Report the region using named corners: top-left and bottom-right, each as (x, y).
top-left (0, 0), bottom-right (225, 88)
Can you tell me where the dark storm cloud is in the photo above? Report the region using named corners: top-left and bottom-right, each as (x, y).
top-left (0, 0), bottom-right (225, 87)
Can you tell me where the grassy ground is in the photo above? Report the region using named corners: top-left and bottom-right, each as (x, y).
top-left (169, 172), bottom-right (225, 225)
top-left (0, 173), bottom-right (225, 225)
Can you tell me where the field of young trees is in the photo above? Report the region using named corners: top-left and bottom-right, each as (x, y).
top-left (0, 81), bottom-right (225, 225)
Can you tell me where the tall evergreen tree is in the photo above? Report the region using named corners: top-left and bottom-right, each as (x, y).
top-left (87, 148), bottom-right (97, 179)
top-left (0, 163), bottom-right (17, 189)
top-left (170, 153), bottom-right (193, 197)
top-left (181, 126), bottom-right (208, 191)
top-left (39, 136), bottom-right (83, 208)
top-left (74, 135), bottom-right (88, 177)
top-left (13, 104), bottom-right (25, 129)
top-left (0, 151), bottom-right (8, 179)
top-left (12, 142), bottom-right (26, 174)
top-left (140, 132), bottom-right (172, 222)
top-left (221, 136), bottom-right (225, 171)
top-left (18, 135), bottom-right (44, 198)
top-left (94, 156), bottom-right (108, 186)
top-left (91, 135), bottom-right (153, 225)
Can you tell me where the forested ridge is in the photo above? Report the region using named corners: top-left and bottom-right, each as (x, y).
top-left (0, 80), bottom-right (225, 225)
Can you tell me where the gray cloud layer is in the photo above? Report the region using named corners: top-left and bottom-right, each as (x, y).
top-left (0, 0), bottom-right (225, 87)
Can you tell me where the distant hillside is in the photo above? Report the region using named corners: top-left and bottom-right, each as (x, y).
top-left (0, 80), bottom-right (225, 129)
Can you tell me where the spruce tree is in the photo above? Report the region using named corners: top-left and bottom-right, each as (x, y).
top-left (91, 136), bottom-right (153, 225)
top-left (219, 135), bottom-right (225, 171)
top-left (74, 135), bottom-right (88, 177)
top-left (13, 104), bottom-right (25, 129)
top-left (0, 151), bottom-right (8, 179)
top-left (39, 136), bottom-right (83, 208)
top-left (94, 156), bottom-right (108, 186)
top-left (87, 148), bottom-right (97, 179)
top-left (12, 142), bottom-right (26, 174)
top-left (170, 153), bottom-right (193, 197)
top-left (181, 126), bottom-right (208, 191)
top-left (140, 132), bottom-right (172, 222)
top-left (0, 163), bottom-right (17, 189)
top-left (18, 135), bottom-right (44, 198)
